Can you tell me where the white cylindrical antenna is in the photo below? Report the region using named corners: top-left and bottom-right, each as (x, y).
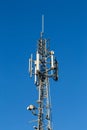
top-left (51, 51), bottom-right (54, 69)
top-left (34, 62), bottom-right (37, 84)
top-left (51, 55), bottom-right (54, 68)
top-left (36, 51), bottom-right (40, 72)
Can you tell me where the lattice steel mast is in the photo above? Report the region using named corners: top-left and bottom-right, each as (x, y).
top-left (27, 15), bottom-right (58, 130)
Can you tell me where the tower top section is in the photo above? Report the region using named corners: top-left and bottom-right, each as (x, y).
top-left (29, 15), bottom-right (58, 85)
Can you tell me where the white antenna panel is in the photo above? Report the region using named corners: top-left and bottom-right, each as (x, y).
top-left (29, 54), bottom-right (33, 77)
top-left (51, 51), bottom-right (54, 69)
top-left (36, 51), bottom-right (40, 72)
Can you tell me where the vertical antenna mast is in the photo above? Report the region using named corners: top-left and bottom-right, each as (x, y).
top-left (41, 15), bottom-right (44, 37)
top-left (28, 15), bottom-right (58, 130)
top-left (42, 15), bottom-right (44, 34)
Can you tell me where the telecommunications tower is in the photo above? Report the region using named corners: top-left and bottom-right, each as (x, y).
top-left (27, 15), bottom-right (58, 130)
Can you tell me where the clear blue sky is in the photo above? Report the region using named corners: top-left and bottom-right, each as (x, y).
top-left (0, 0), bottom-right (87, 130)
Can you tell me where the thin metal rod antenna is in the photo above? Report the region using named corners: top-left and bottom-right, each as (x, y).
top-left (42, 15), bottom-right (44, 34)
top-left (40, 15), bottom-right (44, 38)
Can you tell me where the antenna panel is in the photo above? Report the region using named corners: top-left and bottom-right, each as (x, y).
top-left (29, 54), bottom-right (33, 77)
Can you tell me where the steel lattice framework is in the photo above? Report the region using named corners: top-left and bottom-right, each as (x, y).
top-left (27, 15), bottom-right (58, 130)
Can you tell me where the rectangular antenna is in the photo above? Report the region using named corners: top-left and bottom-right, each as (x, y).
top-left (42, 15), bottom-right (44, 34)
top-left (29, 54), bottom-right (33, 77)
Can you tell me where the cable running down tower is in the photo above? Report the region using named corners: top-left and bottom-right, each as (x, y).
top-left (27, 15), bottom-right (58, 130)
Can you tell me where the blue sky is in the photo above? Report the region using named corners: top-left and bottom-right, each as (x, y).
top-left (0, 0), bottom-right (87, 130)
